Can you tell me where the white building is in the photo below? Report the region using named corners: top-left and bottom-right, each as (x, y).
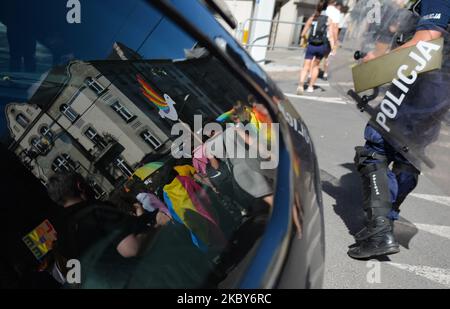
top-left (6, 60), bottom-right (171, 198)
top-left (224, 0), bottom-right (355, 62)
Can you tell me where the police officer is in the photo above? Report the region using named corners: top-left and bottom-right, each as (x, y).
top-left (348, 0), bottom-right (450, 259)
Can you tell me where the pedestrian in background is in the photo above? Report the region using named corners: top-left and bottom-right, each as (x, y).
top-left (297, 0), bottom-right (336, 94)
top-left (322, 0), bottom-right (343, 81)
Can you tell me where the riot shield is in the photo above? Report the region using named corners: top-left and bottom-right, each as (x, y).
top-left (329, 0), bottom-right (450, 195)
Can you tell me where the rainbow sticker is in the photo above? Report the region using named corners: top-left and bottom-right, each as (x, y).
top-left (22, 220), bottom-right (58, 261)
top-left (137, 74), bottom-right (169, 111)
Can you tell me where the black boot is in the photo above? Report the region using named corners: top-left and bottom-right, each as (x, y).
top-left (348, 217), bottom-right (399, 259)
top-left (350, 147), bottom-right (400, 259)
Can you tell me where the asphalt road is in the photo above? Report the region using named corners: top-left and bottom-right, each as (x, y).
top-left (265, 49), bottom-right (450, 289)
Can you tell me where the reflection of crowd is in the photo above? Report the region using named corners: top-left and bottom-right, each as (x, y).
top-left (37, 97), bottom-right (277, 288)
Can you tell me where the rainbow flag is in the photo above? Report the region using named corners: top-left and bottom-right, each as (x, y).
top-left (137, 74), bottom-right (169, 112)
top-left (216, 108), bottom-right (235, 123)
top-left (163, 166), bottom-right (226, 251)
top-left (216, 106), bottom-right (272, 141)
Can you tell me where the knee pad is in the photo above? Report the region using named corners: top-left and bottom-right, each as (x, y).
top-left (392, 162), bottom-right (420, 209)
top-left (392, 162), bottom-right (420, 185)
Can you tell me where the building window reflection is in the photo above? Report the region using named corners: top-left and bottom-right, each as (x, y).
top-left (16, 113), bottom-right (30, 128)
top-left (114, 157), bottom-right (133, 177)
top-left (85, 126), bottom-right (108, 150)
top-left (51, 154), bottom-right (77, 173)
top-left (31, 137), bottom-right (47, 154)
top-left (140, 130), bottom-right (162, 150)
top-left (85, 77), bottom-right (106, 95)
top-left (111, 101), bottom-right (135, 123)
top-left (40, 126), bottom-right (54, 140)
top-left (60, 104), bottom-right (79, 123)
top-left (88, 179), bottom-right (106, 200)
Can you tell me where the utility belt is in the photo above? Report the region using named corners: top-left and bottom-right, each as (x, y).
top-left (354, 146), bottom-right (421, 175)
top-left (354, 146), bottom-right (387, 163)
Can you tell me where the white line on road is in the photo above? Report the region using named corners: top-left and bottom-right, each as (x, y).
top-left (263, 66), bottom-right (301, 73)
top-left (415, 224), bottom-right (450, 240)
top-left (314, 82), bottom-right (331, 87)
top-left (285, 93), bottom-right (347, 104)
top-left (410, 193), bottom-right (450, 208)
top-left (434, 141), bottom-right (450, 148)
top-left (387, 263), bottom-right (450, 287)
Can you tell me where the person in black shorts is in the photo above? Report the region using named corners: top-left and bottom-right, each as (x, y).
top-left (297, 0), bottom-right (336, 94)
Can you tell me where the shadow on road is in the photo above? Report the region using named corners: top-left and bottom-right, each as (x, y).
top-left (321, 163), bottom-right (419, 252)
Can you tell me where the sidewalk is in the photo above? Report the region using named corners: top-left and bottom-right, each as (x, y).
top-left (261, 48), bottom-right (305, 82)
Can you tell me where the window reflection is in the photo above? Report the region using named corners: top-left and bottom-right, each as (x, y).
top-left (111, 101), bottom-right (136, 123)
top-left (85, 77), bottom-right (106, 95)
top-left (0, 0), bottom-right (279, 289)
top-left (16, 113), bottom-right (30, 128)
top-left (51, 154), bottom-right (77, 173)
top-left (40, 126), bottom-right (54, 140)
top-left (60, 104), bottom-right (79, 123)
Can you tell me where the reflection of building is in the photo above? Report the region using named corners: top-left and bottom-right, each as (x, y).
top-left (5, 42), bottom-right (250, 198)
top-left (6, 60), bottom-right (171, 198)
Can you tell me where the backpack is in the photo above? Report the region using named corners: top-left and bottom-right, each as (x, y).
top-left (309, 14), bottom-right (328, 46)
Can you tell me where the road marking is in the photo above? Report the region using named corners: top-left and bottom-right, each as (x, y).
top-left (262, 65), bottom-right (300, 72)
top-left (433, 141), bottom-right (450, 148)
top-left (298, 81), bottom-right (354, 87)
top-left (416, 223), bottom-right (450, 240)
top-left (285, 93), bottom-right (347, 104)
top-left (387, 263), bottom-right (450, 287)
top-left (410, 193), bottom-right (450, 207)
top-left (314, 82), bottom-right (331, 87)
top-left (439, 129), bottom-right (450, 136)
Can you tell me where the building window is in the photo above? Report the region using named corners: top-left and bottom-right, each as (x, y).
top-left (114, 157), bottom-right (134, 177)
top-left (111, 101), bottom-right (135, 123)
top-left (84, 127), bottom-right (108, 150)
top-left (31, 137), bottom-right (48, 154)
top-left (88, 179), bottom-right (106, 200)
top-left (51, 154), bottom-right (77, 173)
top-left (40, 126), bottom-right (54, 140)
top-left (16, 113), bottom-right (30, 128)
top-left (85, 77), bottom-right (105, 95)
top-left (140, 130), bottom-right (162, 150)
top-left (60, 104), bottom-right (79, 123)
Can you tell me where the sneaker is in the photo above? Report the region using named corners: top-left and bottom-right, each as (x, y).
top-left (323, 73), bottom-right (328, 81)
top-left (296, 86), bottom-right (304, 95)
top-left (306, 86), bottom-right (314, 93)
